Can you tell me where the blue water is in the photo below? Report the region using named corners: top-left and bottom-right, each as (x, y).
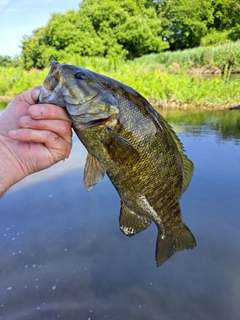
top-left (0, 112), bottom-right (239, 320)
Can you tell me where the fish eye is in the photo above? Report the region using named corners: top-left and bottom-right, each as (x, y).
top-left (74, 72), bottom-right (87, 80)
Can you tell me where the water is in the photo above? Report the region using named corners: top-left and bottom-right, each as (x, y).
top-left (0, 109), bottom-right (239, 320)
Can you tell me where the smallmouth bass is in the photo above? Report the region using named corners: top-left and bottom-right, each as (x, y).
top-left (39, 61), bottom-right (196, 266)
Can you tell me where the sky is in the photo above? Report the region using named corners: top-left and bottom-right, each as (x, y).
top-left (0, 0), bottom-right (80, 56)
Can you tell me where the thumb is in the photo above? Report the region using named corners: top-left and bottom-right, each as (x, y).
top-left (18, 86), bottom-right (42, 105)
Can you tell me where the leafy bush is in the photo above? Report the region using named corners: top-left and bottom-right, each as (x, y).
top-left (200, 29), bottom-right (230, 47)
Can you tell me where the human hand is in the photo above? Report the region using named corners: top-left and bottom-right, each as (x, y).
top-left (0, 86), bottom-right (72, 195)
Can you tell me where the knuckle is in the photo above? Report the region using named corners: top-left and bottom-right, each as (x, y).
top-left (61, 121), bottom-right (72, 135)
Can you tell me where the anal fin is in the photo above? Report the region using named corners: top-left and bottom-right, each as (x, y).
top-left (119, 201), bottom-right (151, 237)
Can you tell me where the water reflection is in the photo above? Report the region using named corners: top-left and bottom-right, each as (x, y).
top-left (0, 110), bottom-right (239, 320)
top-left (161, 108), bottom-right (240, 142)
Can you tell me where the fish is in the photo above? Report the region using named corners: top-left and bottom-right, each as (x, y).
top-left (39, 60), bottom-right (196, 266)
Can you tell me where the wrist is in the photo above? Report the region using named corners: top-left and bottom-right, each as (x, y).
top-left (0, 139), bottom-right (25, 196)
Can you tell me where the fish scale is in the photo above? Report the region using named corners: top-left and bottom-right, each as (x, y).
top-left (39, 60), bottom-right (196, 267)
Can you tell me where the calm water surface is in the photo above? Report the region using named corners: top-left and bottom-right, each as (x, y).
top-left (0, 109), bottom-right (239, 320)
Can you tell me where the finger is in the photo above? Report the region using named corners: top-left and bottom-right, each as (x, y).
top-left (30, 86), bottom-right (42, 103)
top-left (9, 128), bottom-right (72, 159)
top-left (19, 116), bottom-right (73, 144)
top-left (28, 103), bottom-right (71, 123)
top-left (17, 86), bottom-right (42, 105)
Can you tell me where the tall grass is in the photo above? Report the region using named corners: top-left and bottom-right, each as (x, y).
top-left (0, 56), bottom-right (123, 101)
top-left (0, 67), bottom-right (46, 100)
top-left (1, 55), bottom-right (240, 108)
top-left (136, 42), bottom-right (240, 71)
top-left (106, 67), bottom-right (240, 107)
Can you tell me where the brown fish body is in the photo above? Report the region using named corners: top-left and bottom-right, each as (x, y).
top-left (39, 61), bottom-right (196, 266)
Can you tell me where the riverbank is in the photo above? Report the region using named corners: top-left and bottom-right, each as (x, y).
top-left (150, 100), bottom-right (240, 110)
top-left (2, 95), bottom-right (238, 110)
top-left (1, 58), bottom-right (240, 110)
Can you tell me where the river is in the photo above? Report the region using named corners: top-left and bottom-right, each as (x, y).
top-left (0, 108), bottom-right (239, 320)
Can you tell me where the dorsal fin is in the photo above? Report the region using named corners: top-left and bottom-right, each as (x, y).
top-left (181, 154), bottom-right (194, 194)
top-left (155, 112), bottom-right (194, 194)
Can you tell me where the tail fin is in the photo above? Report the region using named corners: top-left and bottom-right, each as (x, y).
top-left (155, 224), bottom-right (196, 267)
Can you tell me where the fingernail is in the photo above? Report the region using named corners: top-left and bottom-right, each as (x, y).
top-left (20, 116), bottom-right (31, 127)
top-left (9, 130), bottom-right (17, 137)
top-left (29, 105), bottom-right (44, 118)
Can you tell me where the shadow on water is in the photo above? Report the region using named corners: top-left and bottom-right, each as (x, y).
top-left (0, 109), bottom-right (239, 319)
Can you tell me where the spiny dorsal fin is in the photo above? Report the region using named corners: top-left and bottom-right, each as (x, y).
top-left (83, 153), bottom-right (106, 191)
top-left (119, 201), bottom-right (151, 237)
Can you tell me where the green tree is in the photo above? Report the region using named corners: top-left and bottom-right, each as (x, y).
top-left (157, 0), bottom-right (214, 50)
top-left (0, 55), bottom-right (21, 67)
top-left (0, 55), bottom-right (11, 67)
top-left (21, 27), bottom-right (48, 69)
top-left (80, 0), bottom-right (169, 58)
top-left (21, 0), bottom-right (169, 69)
top-left (44, 11), bottom-right (106, 56)
top-left (157, 0), bottom-right (240, 50)
top-left (209, 0), bottom-right (240, 31)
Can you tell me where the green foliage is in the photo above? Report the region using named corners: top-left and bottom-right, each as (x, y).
top-left (0, 67), bottom-right (46, 98)
top-left (136, 41), bottom-right (240, 73)
top-left (0, 55), bottom-right (22, 67)
top-left (21, 27), bottom-right (49, 70)
top-left (156, 0), bottom-right (240, 50)
top-left (157, 0), bottom-right (214, 50)
top-left (2, 55), bottom-right (240, 109)
top-left (228, 25), bottom-right (240, 41)
top-left (18, 0), bottom-right (240, 67)
top-left (209, 0), bottom-right (240, 31)
top-left (0, 55), bottom-right (12, 67)
top-left (200, 29), bottom-right (230, 46)
top-left (201, 25), bottom-right (240, 47)
top-left (80, 0), bottom-right (168, 58)
top-left (17, 0), bottom-right (240, 68)
top-left (21, 0), bottom-right (168, 69)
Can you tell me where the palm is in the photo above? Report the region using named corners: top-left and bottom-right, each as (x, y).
top-left (0, 87), bottom-right (72, 194)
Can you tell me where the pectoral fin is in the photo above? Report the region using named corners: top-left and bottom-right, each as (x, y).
top-left (119, 201), bottom-right (151, 237)
top-left (83, 153), bottom-right (106, 191)
top-left (104, 128), bottom-right (140, 164)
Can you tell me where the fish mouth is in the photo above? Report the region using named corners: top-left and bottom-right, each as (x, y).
top-left (70, 114), bottom-right (114, 127)
top-left (38, 61), bottom-right (67, 107)
top-left (85, 115), bottom-right (113, 127)
top-left (38, 85), bottom-right (66, 108)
